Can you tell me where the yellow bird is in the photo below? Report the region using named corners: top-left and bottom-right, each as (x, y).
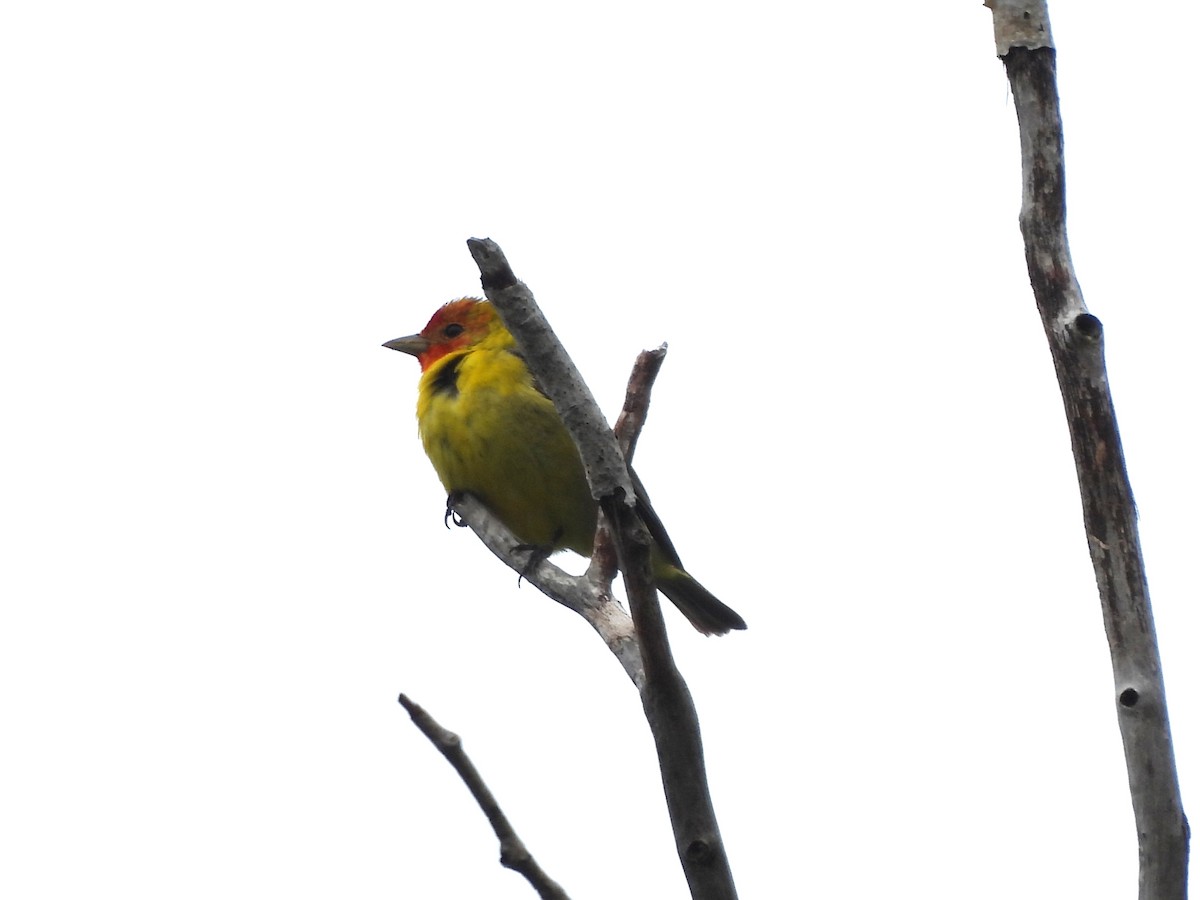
top-left (385, 298), bottom-right (746, 635)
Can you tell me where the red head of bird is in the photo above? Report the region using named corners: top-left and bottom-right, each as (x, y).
top-left (382, 298), bottom-right (502, 371)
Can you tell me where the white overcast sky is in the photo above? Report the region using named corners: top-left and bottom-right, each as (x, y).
top-left (3, 2), bottom-right (1196, 898)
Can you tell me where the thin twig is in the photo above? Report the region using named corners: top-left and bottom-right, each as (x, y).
top-left (587, 347), bottom-right (667, 605)
top-left (614, 345), bottom-right (668, 462)
top-left (987, 3), bottom-right (1190, 898)
top-left (398, 694), bottom-right (572, 900)
top-left (447, 492), bottom-right (644, 689)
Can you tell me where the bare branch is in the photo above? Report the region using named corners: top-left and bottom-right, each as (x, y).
top-left (467, 238), bottom-right (739, 900)
top-left (988, 3), bottom-right (1190, 897)
top-left (398, 694), bottom-right (572, 900)
top-left (587, 347), bottom-right (668, 604)
top-left (604, 496), bottom-right (738, 900)
top-left (614, 345), bottom-right (668, 462)
top-left (448, 492), bottom-right (644, 689)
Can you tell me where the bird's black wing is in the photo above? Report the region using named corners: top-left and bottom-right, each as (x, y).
top-left (629, 467), bottom-right (685, 569)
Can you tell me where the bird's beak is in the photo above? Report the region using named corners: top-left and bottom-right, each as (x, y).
top-left (383, 334), bottom-right (430, 357)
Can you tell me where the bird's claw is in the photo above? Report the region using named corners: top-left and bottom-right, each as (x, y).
top-left (444, 491), bottom-right (467, 529)
top-left (512, 542), bottom-right (553, 586)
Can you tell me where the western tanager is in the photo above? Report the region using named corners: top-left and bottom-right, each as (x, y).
top-left (385, 298), bottom-right (746, 635)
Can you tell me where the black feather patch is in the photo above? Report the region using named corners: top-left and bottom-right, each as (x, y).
top-left (431, 355), bottom-right (463, 398)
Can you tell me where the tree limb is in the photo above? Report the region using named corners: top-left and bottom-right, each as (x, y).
top-left (398, 694), bottom-right (572, 900)
top-left (447, 491), bottom-right (644, 689)
top-left (986, 3), bottom-right (1190, 897)
top-left (603, 495), bottom-right (737, 900)
top-left (467, 237), bottom-right (739, 900)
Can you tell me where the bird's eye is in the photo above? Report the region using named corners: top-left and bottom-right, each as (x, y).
top-left (443, 323), bottom-right (465, 338)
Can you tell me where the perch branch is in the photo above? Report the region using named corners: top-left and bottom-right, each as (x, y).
top-left (448, 492), bottom-right (644, 689)
top-left (987, 3), bottom-right (1190, 898)
top-left (398, 694), bottom-right (572, 900)
top-left (468, 237), bottom-right (739, 900)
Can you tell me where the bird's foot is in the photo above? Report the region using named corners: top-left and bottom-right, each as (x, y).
top-left (444, 491), bottom-right (468, 529)
top-left (511, 542), bottom-right (554, 586)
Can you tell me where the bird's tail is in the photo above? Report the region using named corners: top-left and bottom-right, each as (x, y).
top-left (653, 564), bottom-right (747, 636)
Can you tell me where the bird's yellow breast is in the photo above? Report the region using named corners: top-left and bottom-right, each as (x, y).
top-left (416, 343), bottom-right (598, 555)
